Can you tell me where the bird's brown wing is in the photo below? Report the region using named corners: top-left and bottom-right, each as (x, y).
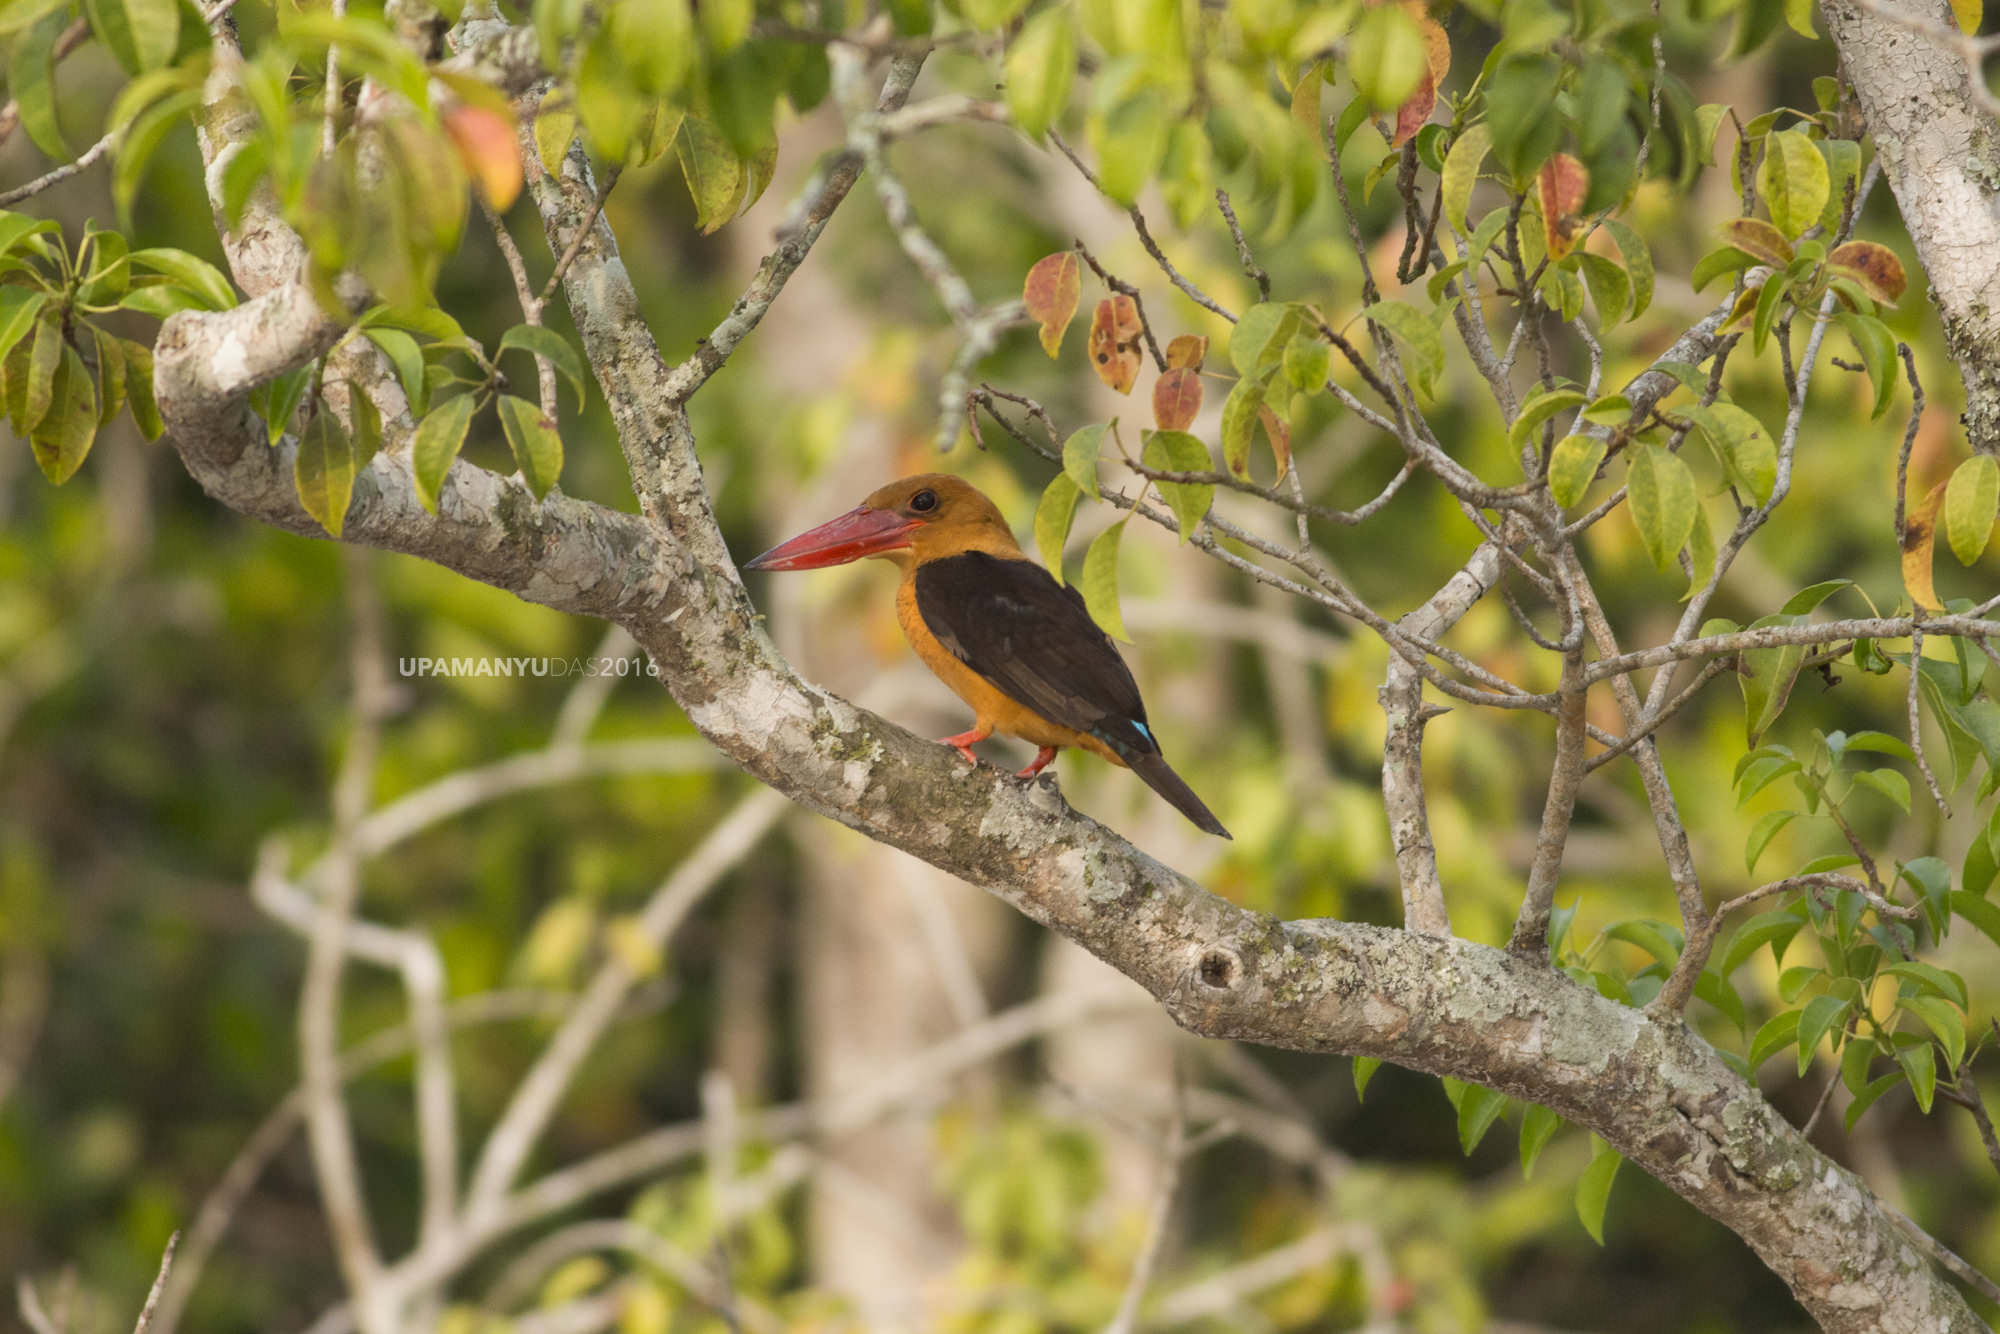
top-left (912, 550), bottom-right (1158, 759)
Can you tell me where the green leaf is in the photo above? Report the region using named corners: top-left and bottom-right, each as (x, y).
top-left (295, 405), bottom-right (359, 537)
top-left (1509, 388), bottom-right (1586, 452)
top-left (1352, 1056), bottom-right (1381, 1100)
top-left (1033, 472), bottom-right (1083, 582)
top-left (1080, 519), bottom-right (1131, 642)
top-left (1575, 252), bottom-right (1631, 326)
top-left (256, 366), bottom-right (311, 446)
top-left (128, 248), bottom-right (237, 311)
top-left (1457, 1084), bottom-right (1509, 1155)
top-left (1796, 993), bottom-right (1850, 1077)
top-left (1574, 1141), bottom-right (1622, 1245)
top-left (1852, 767), bottom-right (1911, 813)
top-left (1229, 302), bottom-right (1303, 376)
top-left (1944, 454), bottom-right (1998, 565)
top-left (1896, 1039), bottom-right (1937, 1112)
top-left (362, 327), bottom-right (427, 415)
top-left (22, 311), bottom-right (61, 434)
top-left (1062, 423), bottom-right (1105, 498)
top-left (1141, 429), bottom-right (1214, 542)
top-left (1221, 376), bottom-right (1264, 480)
top-left (1720, 908), bottom-right (1805, 977)
top-left (1845, 1072), bottom-right (1904, 1131)
top-left (1745, 809), bottom-right (1798, 873)
top-left (1089, 80), bottom-right (1170, 207)
top-left (1349, 3), bottom-right (1427, 111)
top-left (1626, 445), bottom-right (1697, 572)
top-left (1358, 300), bottom-right (1444, 395)
top-left (1005, 7), bottom-right (1076, 141)
top-left (1603, 219), bottom-right (1653, 319)
top-left (1440, 122), bottom-right (1490, 233)
top-left (1884, 960), bottom-right (1969, 1008)
top-left (30, 343), bottom-right (96, 484)
top-left (9, 11), bottom-right (72, 160)
top-left (1683, 401), bottom-right (1776, 506)
top-left (675, 115), bottom-right (748, 234)
top-left (121, 338), bottom-right (160, 440)
top-left (499, 324), bottom-right (588, 410)
top-left (1836, 312), bottom-right (1898, 419)
top-left (1518, 1103), bottom-right (1561, 1177)
top-left (1758, 129), bottom-right (1830, 241)
top-left (1749, 1008), bottom-right (1803, 1068)
top-left (1696, 969), bottom-right (1749, 1034)
top-left (411, 393), bottom-right (478, 514)
top-left (85, 0), bottom-right (181, 74)
top-left (0, 288), bottom-right (49, 367)
top-left (1282, 332), bottom-right (1331, 391)
top-left (1547, 433), bottom-right (1607, 508)
top-left (497, 393), bottom-right (563, 499)
top-left (1485, 54), bottom-right (1561, 179)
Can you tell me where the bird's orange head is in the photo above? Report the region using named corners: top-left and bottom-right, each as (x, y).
top-left (745, 474), bottom-right (1020, 572)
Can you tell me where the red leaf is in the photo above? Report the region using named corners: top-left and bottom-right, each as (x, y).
top-left (1152, 367), bottom-right (1203, 430)
top-left (1023, 252), bottom-right (1082, 357)
top-left (1538, 153), bottom-right (1589, 260)
top-left (1391, 69), bottom-right (1436, 149)
top-left (1088, 294), bottom-right (1143, 395)
top-left (1828, 241), bottom-right (1907, 304)
top-left (444, 104), bottom-right (523, 212)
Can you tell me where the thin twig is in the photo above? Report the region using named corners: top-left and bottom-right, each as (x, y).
top-left (130, 1233), bottom-right (179, 1334)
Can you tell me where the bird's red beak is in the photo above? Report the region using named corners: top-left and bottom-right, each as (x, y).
top-left (745, 506), bottom-right (922, 571)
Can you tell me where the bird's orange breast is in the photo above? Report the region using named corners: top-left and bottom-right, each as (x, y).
top-left (894, 575), bottom-right (1124, 765)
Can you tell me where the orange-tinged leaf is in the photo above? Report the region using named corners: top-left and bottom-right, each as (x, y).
top-left (1412, 4), bottom-right (1451, 83)
top-left (1539, 154), bottom-right (1589, 260)
top-left (1902, 478), bottom-right (1947, 611)
top-left (1023, 251), bottom-right (1081, 358)
top-left (1088, 294), bottom-right (1143, 394)
top-left (1259, 403), bottom-right (1292, 475)
top-left (444, 104), bottom-right (523, 212)
top-left (1165, 333), bottom-right (1208, 370)
top-left (1391, 68), bottom-right (1436, 148)
top-left (1152, 367), bottom-right (1203, 430)
top-left (1720, 217), bottom-right (1795, 268)
top-left (1828, 241), bottom-right (1906, 305)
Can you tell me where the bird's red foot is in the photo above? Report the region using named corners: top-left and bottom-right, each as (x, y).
top-left (1016, 746), bottom-right (1059, 779)
top-left (937, 724), bottom-right (992, 766)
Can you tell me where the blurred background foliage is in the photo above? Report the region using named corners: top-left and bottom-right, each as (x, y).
top-left (3, 0), bottom-right (1999, 1330)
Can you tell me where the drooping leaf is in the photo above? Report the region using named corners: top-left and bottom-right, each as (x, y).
top-left (1603, 219), bottom-right (1653, 318)
top-left (1758, 129), bottom-right (1829, 240)
top-left (1349, 3), bottom-right (1427, 112)
top-left (1228, 302), bottom-right (1302, 376)
top-left (1943, 453), bottom-right (1998, 565)
top-left (1033, 471), bottom-right (1083, 581)
top-left (1456, 1084), bottom-right (1509, 1155)
top-left (443, 104), bottom-right (523, 211)
top-left (1282, 332), bottom-right (1330, 391)
top-left (1151, 366), bottom-right (1203, 431)
top-left (1088, 294), bottom-right (1143, 394)
top-left (1537, 154), bottom-right (1588, 260)
top-left (675, 114), bottom-right (748, 234)
top-left (362, 327), bottom-right (427, 415)
top-left (1440, 121), bottom-right (1491, 234)
top-left (1518, 1103), bottom-right (1561, 1177)
top-left (1901, 478), bottom-right (1947, 611)
top-left (29, 344), bottom-right (96, 484)
top-left (121, 338), bottom-right (160, 440)
top-left (1005, 6), bottom-right (1076, 141)
top-left (1626, 445), bottom-right (1697, 572)
top-left (499, 324), bottom-right (589, 409)
top-left (9, 10), bottom-right (72, 160)
top-left (1063, 422), bottom-right (1105, 498)
top-left (1221, 375), bottom-right (1263, 480)
top-left (1684, 401), bottom-right (1776, 505)
top-left (85, 0), bottom-right (180, 75)
top-left (1720, 217), bottom-right (1795, 268)
top-left (411, 392), bottom-right (478, 513)
top-left (1023, 252), bottom-right (1082, 358)
top-left (1080, 519), bottom-right (1131, 642)
top-left (497, 393), bottom-right (563, 499)
top-left (295, 404), bottom-right (360, 536)
top-left (1548, 433), bottom-right (1608, 508)
top-left (1837, 312), bottom-right (1898, 419)
top-left (1141, 429), bottom-right (1213, 541)
top-left (1358, 300), bottom-right (1444, 394)
top-left (1574, 1141), bottom-right (1622, 1245)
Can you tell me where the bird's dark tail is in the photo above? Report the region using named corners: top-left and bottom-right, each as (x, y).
top-left (1128, 751), bottom-right (1232, 839)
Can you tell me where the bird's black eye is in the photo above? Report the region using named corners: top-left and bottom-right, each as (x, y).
top-left (909, 488), bottom-right (938, 514)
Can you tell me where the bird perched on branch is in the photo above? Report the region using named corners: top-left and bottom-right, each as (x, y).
top-left (746, 474), bottom-right (1231, 838)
